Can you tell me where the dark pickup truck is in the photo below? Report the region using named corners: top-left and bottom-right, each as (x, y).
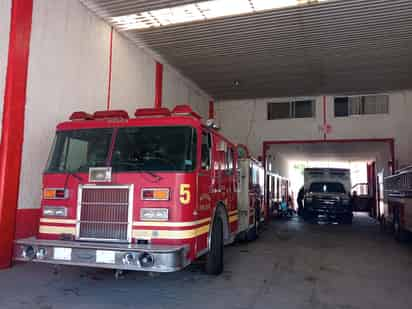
top-left (303, 181), bottom-right (353, 224)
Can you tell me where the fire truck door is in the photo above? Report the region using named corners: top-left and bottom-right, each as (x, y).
top-left (237, 160), bottom-right (250, 233)
top-left (198, 131), bottom-right (213, 215)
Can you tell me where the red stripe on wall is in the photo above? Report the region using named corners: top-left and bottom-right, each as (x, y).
top-left (106, 26), bottom-right (114, 111)
top-left (0, 0), bottom-right (34, 269)
top-left (15, 209), bottom-right (40, 239)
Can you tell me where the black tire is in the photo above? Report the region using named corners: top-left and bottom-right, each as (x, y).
top-left (205, 217), bottom-right (224, 275)
top-left (342, 214), bottom-right (353, 225)
top-left (380, 216), bottom-right (387, 232)
top-left (247, 207), bottom-right (259, 241)
top-left (247, 216), bottom-right (258, 241)
top-left (303, 210), bottom-right (313, 221)
top-left (393, 211), bottom-right (407, 242)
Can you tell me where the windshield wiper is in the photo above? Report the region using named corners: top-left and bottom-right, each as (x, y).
top-left (63, 169), bottom-right (84, 190)
top-left (70, 171), bottom-right (83, 181)
top-left (143, 170), bottom-right (162, 182)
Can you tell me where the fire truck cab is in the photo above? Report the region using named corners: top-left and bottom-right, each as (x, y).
top-left (14, 105), bottom-right (256, 275)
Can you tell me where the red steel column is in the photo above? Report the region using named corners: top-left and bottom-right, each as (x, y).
top-left (154, 62), bottom-right (163, 108)
top-left (0, 0), bottom-right (34, 268)
top-left (209, 100), bottom-right (214, 119)
top-left (322, 95), bottom-right (327, 140)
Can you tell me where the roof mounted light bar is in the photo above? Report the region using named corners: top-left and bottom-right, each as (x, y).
top-left (135, 107), bottom-right (171, 118)
top-left (172, 105), bottom-right (202, 119)
top-left (69, 111), bottom-right (94, 121)
top-left (93, 110), bottom-right (129, 120)
top-left (69, 106), bottom-right (203, 121)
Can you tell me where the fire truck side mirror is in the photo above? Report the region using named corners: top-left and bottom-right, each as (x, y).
top-left (206, 119), bottom-right (220, 130)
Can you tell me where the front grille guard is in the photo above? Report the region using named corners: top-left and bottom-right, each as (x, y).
top-left (75, 184), bottom-right (134, 243)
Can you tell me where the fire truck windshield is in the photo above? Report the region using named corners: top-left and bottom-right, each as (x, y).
top-left (45, 126), bottom-right (197, 173)
top-left (111, 126), bottom-right (196, 172)
top-left (46, 128), bottom-right (113, 173)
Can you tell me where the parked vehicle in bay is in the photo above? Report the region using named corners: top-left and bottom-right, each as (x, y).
top-left (381, 166), bottom-right (412, 241)
top-left (14, 105), bottom-right (261, 275)
top-left (303, 168), bottom-right (353, 223)
top-left (236, 145), bottom-right (265, 240)
top-left (266, 171), bottom-right (291, 218)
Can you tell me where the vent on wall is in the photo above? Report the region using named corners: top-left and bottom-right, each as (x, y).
top-left (334, 95), bottom-right (389, 117)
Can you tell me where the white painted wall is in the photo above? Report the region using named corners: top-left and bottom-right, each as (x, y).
top-left (162, 64), bottom-right (209, 118)
top-left (17, 0), bottom-right (211, 210)
top-left (97, 25), bottom-right (210, 117)
top-left (0, 0), bottom-right (11, 136)
top-left (110, 31), bottom-right (155, 113)
top-left (216, 90), bottom-right (412, 168)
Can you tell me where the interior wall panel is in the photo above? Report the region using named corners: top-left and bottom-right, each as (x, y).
top-left (163, 66), bottom-right (189, 110)
top-left (216, 90), bottom-right (412, 168)
top-left (110, 31), bottom-right (156, 113)
top-left (0, 0), bottom-right (12, 136)
top-left (162, 64), bottom-right (209, 117)
top-left (18, 0), bottom-right (110, 212)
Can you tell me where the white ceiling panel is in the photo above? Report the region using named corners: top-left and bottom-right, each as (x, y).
top-left (81, 0), bottom-right (412, 100)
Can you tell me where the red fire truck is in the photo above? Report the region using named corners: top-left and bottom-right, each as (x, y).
top-left (236, 145), bottom-right (265, 238)
top-left (381, 166), bottom-right (412, 241)
top-left (14, 105), bottom-right (260, 275)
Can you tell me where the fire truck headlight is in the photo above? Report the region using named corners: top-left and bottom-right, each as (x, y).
top-left (140, 208), bottom-right (169, 221)
top-left (22, 246), bottom-right (36, 259)
top-left (43, 206), bottom-right (68, 217)
top-left (36, 248), bottom-right (47, 260)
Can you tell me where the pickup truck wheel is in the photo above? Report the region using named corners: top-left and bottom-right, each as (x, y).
top-left (205, 217), bottom-right (224, 275)
top-left (380, 216), bottom-right (387, 232)
top-left (303, 209), bottom-right (313, 221)
top-left (342, 214), bottom-right (353, 225)
top-left (394, 212), bottom-right (407, 242)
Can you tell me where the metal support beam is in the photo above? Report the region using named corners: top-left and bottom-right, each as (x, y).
top-left (208, 100), bottom-right (214, 119)
top-left (154, 62), bottom-right (163, 108)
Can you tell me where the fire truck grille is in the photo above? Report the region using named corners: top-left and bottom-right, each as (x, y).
top-left (78, 187), bottom-right (131, 242)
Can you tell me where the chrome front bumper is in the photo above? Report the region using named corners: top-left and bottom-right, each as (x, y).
top-left (14, 238), bottom-right (190, 272)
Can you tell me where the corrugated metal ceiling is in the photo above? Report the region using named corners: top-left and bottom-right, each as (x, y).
top-left (81, 0), bottom-right (412, 100)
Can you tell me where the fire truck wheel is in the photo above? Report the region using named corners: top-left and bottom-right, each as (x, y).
top-left (205, 217), bottom-right (224, 275)
top-left (247, 212), bottom-right (258, 242)
top-left (394, 212), bottom-right (408, 242)
top-left (380, 216), bottom-right (387, 232)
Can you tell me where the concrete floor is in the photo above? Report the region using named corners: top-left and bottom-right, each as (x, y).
top-left (1, 213), bottom-right (412, 309)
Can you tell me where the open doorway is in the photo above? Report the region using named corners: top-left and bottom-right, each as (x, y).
top-left (263, 139), bottom-right (394, 221)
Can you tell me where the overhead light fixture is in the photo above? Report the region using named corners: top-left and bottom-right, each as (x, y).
top-left (111, 0), bottom-right (328, 31)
